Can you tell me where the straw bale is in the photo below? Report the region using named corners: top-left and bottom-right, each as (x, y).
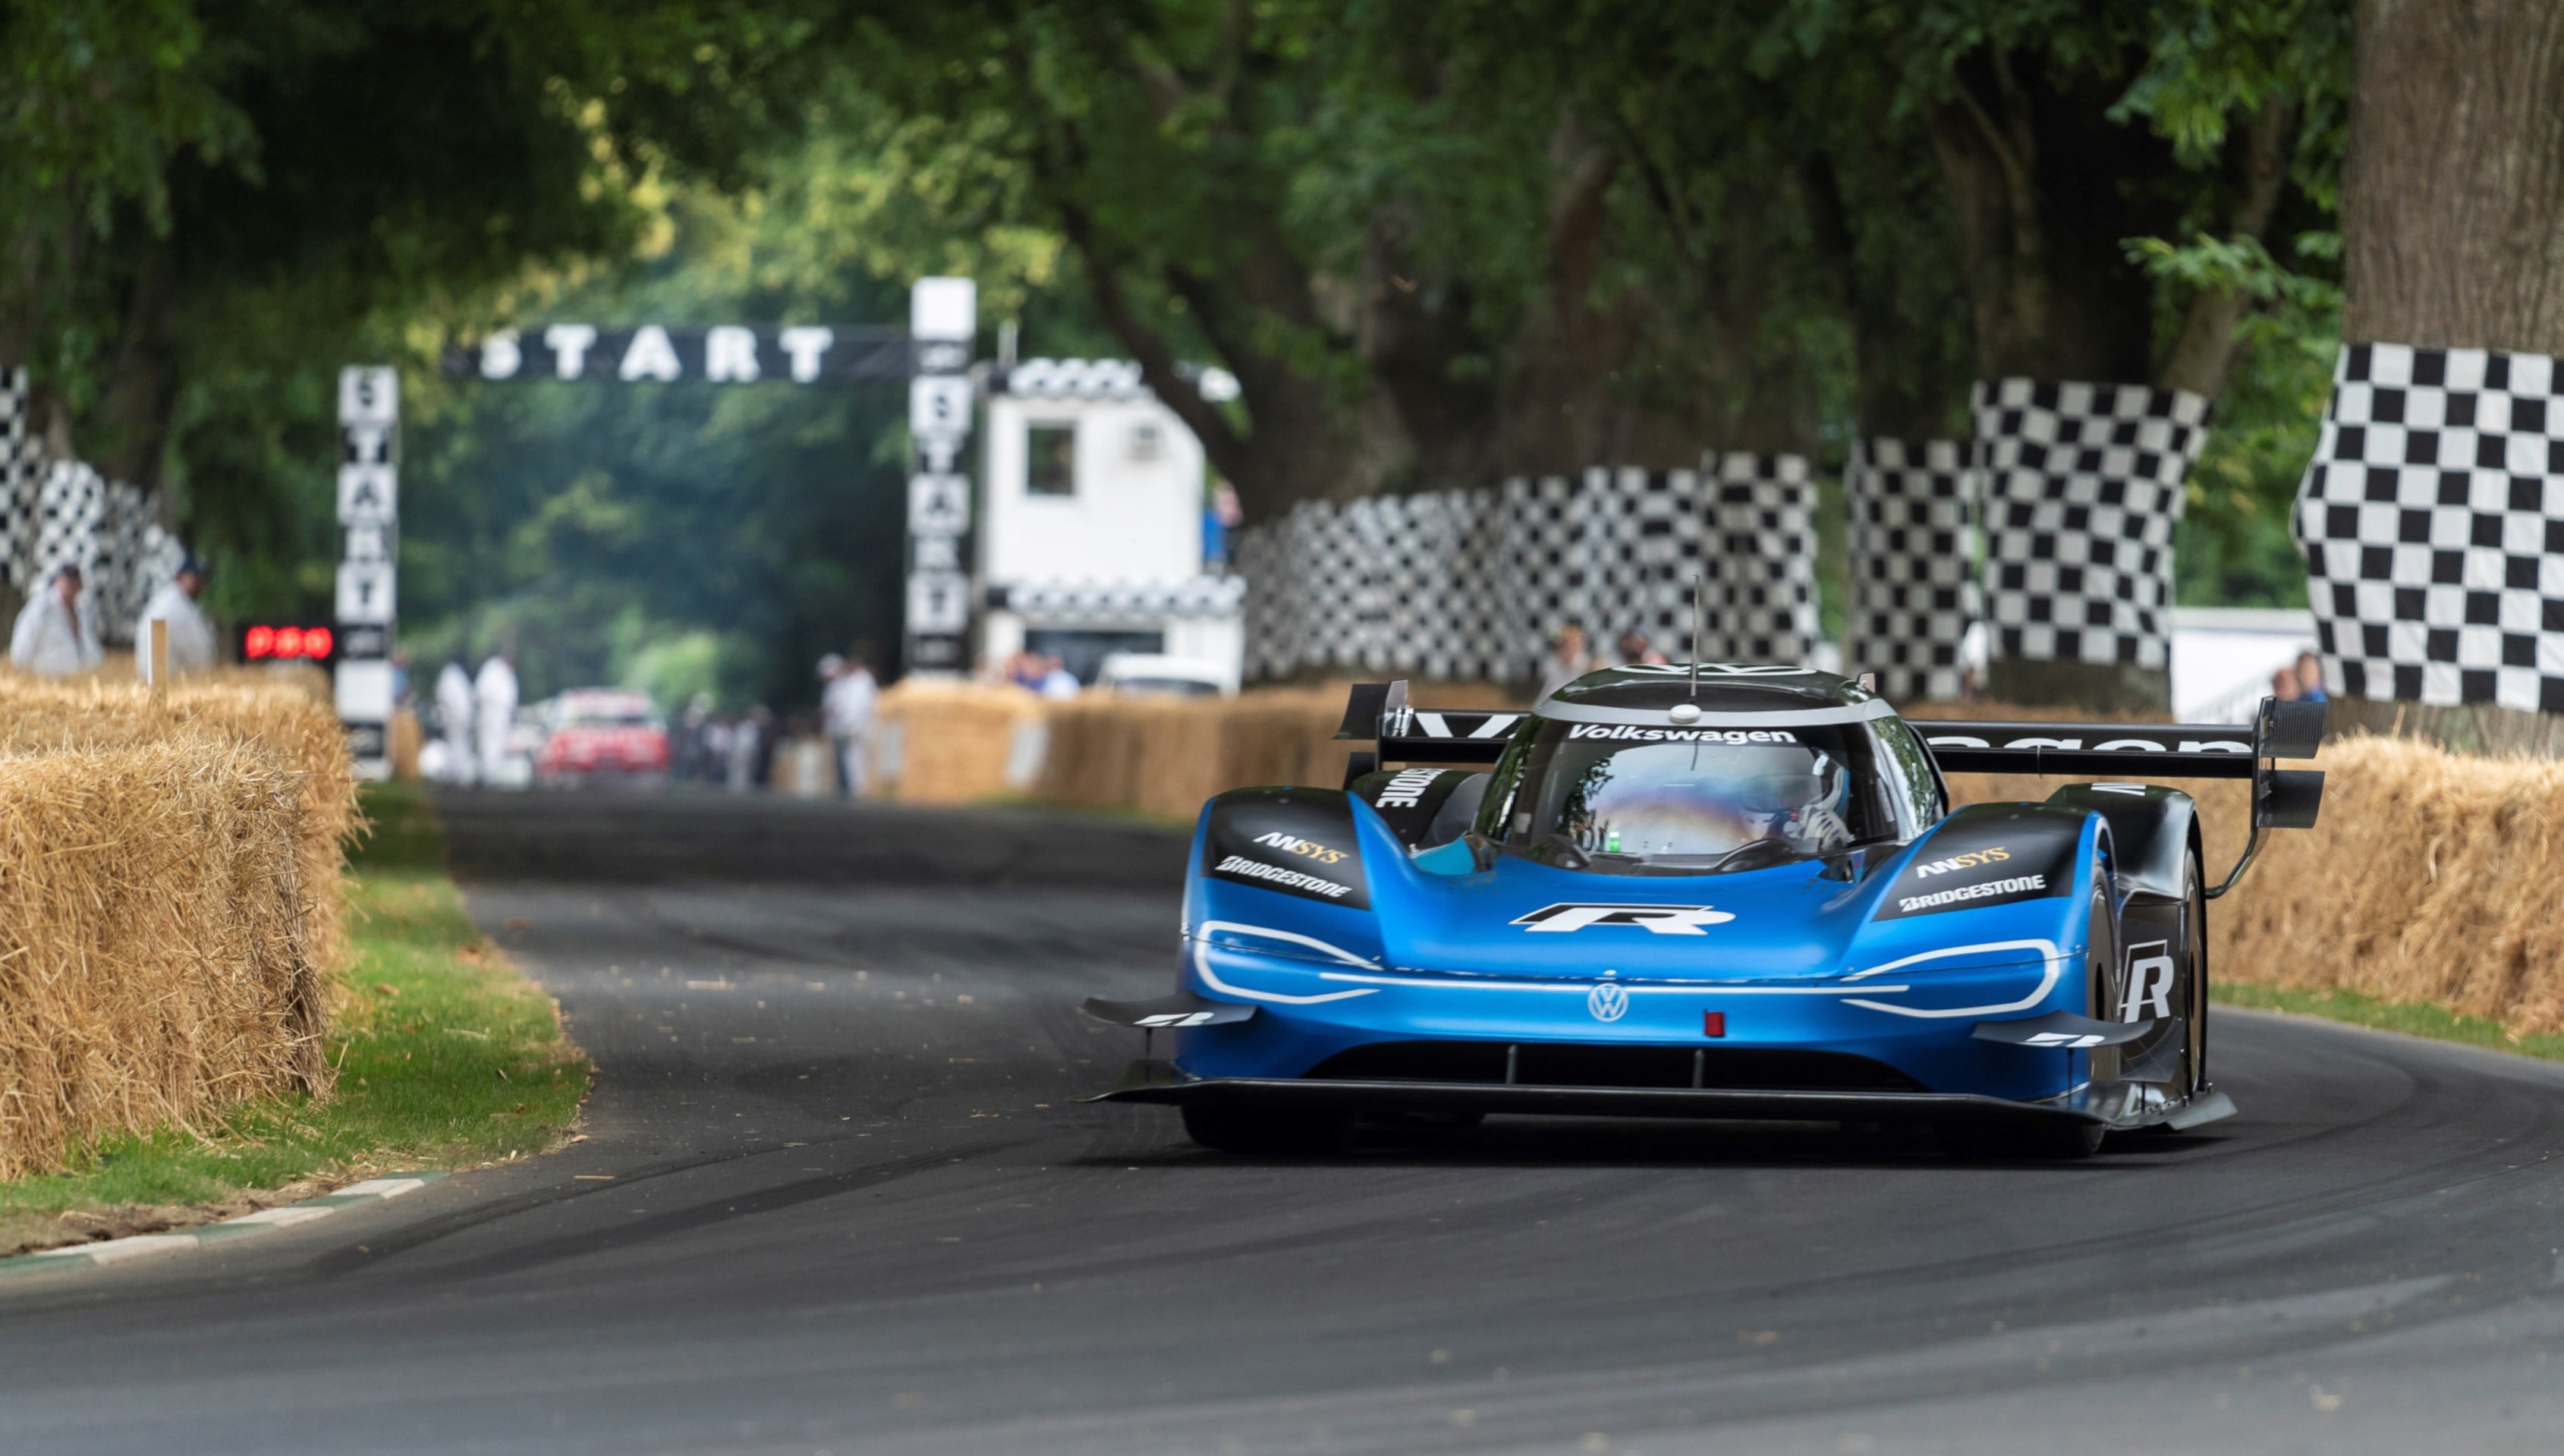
top-left (2197, 736), bottom-right (2564, 1031)
top-left (0, 740), bottom-right (323, 1176)
top-left (1033, 684), bottom-right (1515, 819)
top-left (876, 681), bottom-right (1048, 804)
top-left (0, 675), bottom-right (357, 973)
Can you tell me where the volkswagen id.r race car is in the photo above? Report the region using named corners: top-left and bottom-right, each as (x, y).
top-left (1082, 665), bottom-right (2327, 1158)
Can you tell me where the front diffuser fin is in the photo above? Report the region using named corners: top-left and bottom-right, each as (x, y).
top-left (1081, 992), bottom-right (1257, 1030)
top-left (1972, 1009), bottom-right (2157, 1049)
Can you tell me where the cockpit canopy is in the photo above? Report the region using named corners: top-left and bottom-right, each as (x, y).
top-left (1474, 665), bottom-right (1946, 875)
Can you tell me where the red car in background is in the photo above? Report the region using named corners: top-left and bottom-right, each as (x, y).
top-left (536, 689), bottom-right (670, 785)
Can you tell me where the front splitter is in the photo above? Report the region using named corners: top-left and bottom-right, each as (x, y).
top-left (1081, 1064), bottom-right (2103, 1129)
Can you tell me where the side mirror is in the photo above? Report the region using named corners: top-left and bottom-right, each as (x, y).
top-left (2256, 769), bottom-right (2324, 829)
top-left (2260, 698), bottom-right (2326, 761)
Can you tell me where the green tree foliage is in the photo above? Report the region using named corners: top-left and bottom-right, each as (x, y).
top-left (1, 1), bottom-right (838, 599)
top-left (8, 0), bottom-right (2365, 695)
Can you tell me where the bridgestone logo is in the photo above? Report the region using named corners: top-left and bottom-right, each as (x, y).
top-left (1215, 854), bottom-right (1354, 899)
top-left (1897, 874), bottom-right (2046, 913)
top-left (1373, 767), bottom-right (1444, 809)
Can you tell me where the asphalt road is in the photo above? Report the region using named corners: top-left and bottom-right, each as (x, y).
top-left (1, 788), bottom-right (2561, 1454)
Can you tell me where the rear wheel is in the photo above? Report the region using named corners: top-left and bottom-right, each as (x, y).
top-left (2179, 847), bottom-right (2209, 1096)
top-left (1181, 1103), bottom-right (1351, 1155)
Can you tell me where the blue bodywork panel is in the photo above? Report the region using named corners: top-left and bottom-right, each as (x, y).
top-left (1168, 785), bottom-right (2116, 1112)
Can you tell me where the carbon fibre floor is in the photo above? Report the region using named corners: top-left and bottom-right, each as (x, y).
top-left (0, 788), bottom-right (2557, 1454)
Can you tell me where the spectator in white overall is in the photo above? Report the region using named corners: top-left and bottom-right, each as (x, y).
top-left (9, 564), bottom-right (102, 676)
top-left (820, 653), bottom-right (880, 799)
top-left (134, 557), bottom-right (216, 683)
top-left (434, 661), bottom-right (477, 785)
top-left (473, 652), bottom-right (520, 786)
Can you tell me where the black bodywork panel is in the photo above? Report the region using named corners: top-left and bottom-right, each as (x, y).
top-left (1202, 787), bottom-right (1371, 909)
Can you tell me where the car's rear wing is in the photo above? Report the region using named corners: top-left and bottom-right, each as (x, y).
top-left (1333, 680), bottom-right (1525, 781)
top-left (1922, 696), bottom-right (2328, 897)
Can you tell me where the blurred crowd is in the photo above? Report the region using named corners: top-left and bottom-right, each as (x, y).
top-left (8, 558), bottom-right (216, 680)
top-left (2270, 650), bottom-right (2330, 703)
top-left (998, 649), bottom-right (1082, 700)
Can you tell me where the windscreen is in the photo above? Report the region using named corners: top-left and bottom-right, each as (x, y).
top-left (1476, 718), bottom-right (1926, 875)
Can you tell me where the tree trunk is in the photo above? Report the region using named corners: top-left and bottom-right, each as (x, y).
top-left (1925, 53), bottom-right (2175, 387)
top-left (94, 244), bottom-right (180, 492)
top-left (2155, 98), bottom-right (2299, 398)
top-left (2328, 0), bottom-right (2564, 756)
top-left (1800, 153), bottom-right (1968, 442)
top-left (2342, 0), bottom-right (2564, 353)
top-left (1494, 130), bottom-right (1653, 475)
top-left (1922, 49), bottom-right (2188, 713)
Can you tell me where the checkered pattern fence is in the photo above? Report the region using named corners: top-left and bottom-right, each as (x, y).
top-left (0, 384), bottom-right (174, 643)
top-left (1973, 378), bottom-right (2207, 671)
top-left (1702, 453), bottom-right (1820, 665)
top-left (0, 369), bottom-right (38, 593)
top-left (1846, 437), bottom-right (1978, 701)
top-left (1236, 458), bottom-right (1817, 681)
top-left (2294, 343), bottom-right (2564, 714)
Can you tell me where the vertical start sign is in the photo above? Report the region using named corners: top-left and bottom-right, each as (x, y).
top-left (335, 366), bottom-right (398, 778)
top-left (905, 278), bottom-right (977, 674)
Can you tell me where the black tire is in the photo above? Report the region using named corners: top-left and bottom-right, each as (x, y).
top-left (2180, 845), bottom-right (2210, 1096)
top-left (1953, 881), bottom-right (2118, 1162)
top-left (1181, 1103), bottom-right (1351, 1155)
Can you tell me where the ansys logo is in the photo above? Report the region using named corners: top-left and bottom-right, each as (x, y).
top-left (1251, 830), bottom-right (1347, 866)
top-left (1513, 903), bottom-right (1737, 936)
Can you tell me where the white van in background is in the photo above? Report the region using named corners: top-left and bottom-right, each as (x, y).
top-left (1095, 653), bottom-right (1236, 698)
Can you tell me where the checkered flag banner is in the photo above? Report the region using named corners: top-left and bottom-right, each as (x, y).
top-left (1973, 378), bottom-right (2207, 671)
top-left (1847, 438), bottom-right (1979, 701)
top-left (0, 367), bottom-right (38, 593)
top-left (1233, 459), bottom-right (1819, 682)
top-left (2294, 343), bottom-right (2564, 714)
top-left (34, 459), bottom-right (104, 589)
top-left (1234, 520), bottom-right (1294, 679)
top-left (1701, 452), bottom-right (1820, 665)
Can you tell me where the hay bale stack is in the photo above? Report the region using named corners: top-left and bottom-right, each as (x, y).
top-left (1035, 682), bottom-right (1522, 819)
top-left (0, 676), bottom-right (356, 970)
top-left (0, 740), bottom-right (322, 1176)
top-left (2207, 737), bottom-right (2564, 1030)
top-left (875, 681), bottom-right (1047, 804)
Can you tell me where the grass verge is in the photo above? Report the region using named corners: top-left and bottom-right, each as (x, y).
top-left (2215, 983), bottom-right (2564, 1063)
top-left (0, 780), bottom-right (589, 1255)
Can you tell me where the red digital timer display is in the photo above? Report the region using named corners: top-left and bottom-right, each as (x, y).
top-left (242, 624), bottom-right (335, 661)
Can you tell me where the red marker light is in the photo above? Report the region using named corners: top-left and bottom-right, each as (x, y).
top-left (1702, 1011), bottom-right (1726, 1039)
top-left (275, 626), bottom-right (305, 658)
top-left (305, 626), bottom-right (332, 659)
top-left (244, 625), bottom-right (275, 659)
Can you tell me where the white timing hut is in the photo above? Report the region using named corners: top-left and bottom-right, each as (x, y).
top-left (977, 358), bottom-right (1244, 686)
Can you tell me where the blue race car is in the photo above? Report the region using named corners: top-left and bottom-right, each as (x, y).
top-left (1082, 665), bottom-right (2326, 1158)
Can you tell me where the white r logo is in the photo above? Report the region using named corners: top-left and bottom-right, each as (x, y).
top-left (2121, 942), bottom-right (2176, 1021)
top-left (1514, 904), bottom-right (1738, 936)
